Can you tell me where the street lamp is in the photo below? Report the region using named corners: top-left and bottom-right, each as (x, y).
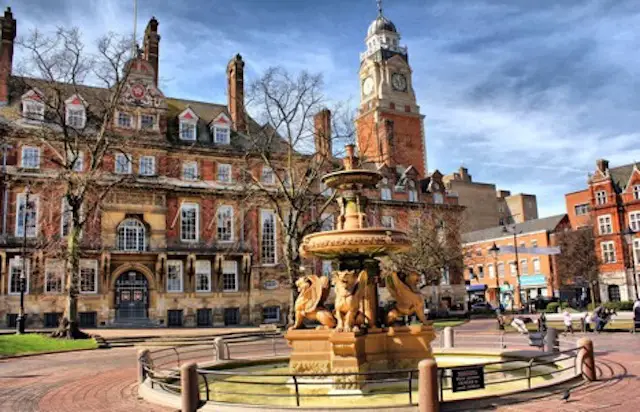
top-left (16, 184), bottom-right (31, 335)
top-left (503, 224), bottom-right (524, 310)
top-left (489, 242), bottom-right (501, 308)
top-left (622, 226), bottom-right (639, 300)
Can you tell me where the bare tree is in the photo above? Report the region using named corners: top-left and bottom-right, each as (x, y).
top-left (240, 67), bottom-right (355, 324)
top-left (555, 227), bottom-right (600, 306)
top-left (386, 205), bottom-right (465, 294)
top-left (11, 28), bottom-right (135, 338)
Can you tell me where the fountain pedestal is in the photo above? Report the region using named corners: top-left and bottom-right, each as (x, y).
top-left (286, 324), bottom-right (436, 391)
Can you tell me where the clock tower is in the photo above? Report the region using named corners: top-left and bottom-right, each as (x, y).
top-left (356, 2), bottom-right (427, 177)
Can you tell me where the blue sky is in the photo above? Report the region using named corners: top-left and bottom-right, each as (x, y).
top-left (6, 0), bottom-right (640, 218)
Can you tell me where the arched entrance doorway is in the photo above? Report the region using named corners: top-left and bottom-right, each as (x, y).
top-left (115, 271), bottom-right (149, 320)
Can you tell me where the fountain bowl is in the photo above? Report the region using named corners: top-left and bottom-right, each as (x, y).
top-left (300, 227), bottom-right (411, 259)
top-left (322, 169), bottom-right (382, 189)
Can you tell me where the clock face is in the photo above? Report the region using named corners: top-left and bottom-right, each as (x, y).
top-left (391, 73), bottom-right (407, 92)
top-left (363, 77), bottom-right (374, 96)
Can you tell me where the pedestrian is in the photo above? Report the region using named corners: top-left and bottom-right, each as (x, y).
top-left (562, 310), bottom-right (573, 335)
top-left (511, 316), bottom-right (529, 334)
top-left (634, 299), bottom-right (640, 333)
top-left (584, 312), bottom-right (593, 332)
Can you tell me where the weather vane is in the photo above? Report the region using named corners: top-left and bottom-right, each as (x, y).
top-left (377, 0), bottom-right (383, 15)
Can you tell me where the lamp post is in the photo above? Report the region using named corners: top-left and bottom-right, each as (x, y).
top-left (16, 184), bottom-right (31, 335)
top-left (622, 226), bottom-right (638, 300)
top-left (503, 225), bottom-right (524, 310)
top-left (489, 242), bottom-right (501, 308)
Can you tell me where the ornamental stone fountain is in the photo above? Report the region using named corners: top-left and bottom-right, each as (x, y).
top-left (286, 144), bottom-right (435, 393)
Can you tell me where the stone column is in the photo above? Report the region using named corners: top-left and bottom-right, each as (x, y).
top-left (418, 359), bottom-right (439, 412)
top-left (443, 327), bottom-right (454, 349)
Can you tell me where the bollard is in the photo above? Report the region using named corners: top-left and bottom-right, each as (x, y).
top-left (544, 328), bottom-right (559, 353)
top-left (137, 349), bottom-right (150, 384)
top-left (443, 327), bottom-right (454, 349)
top-left (418, 359), bottom-right (440, 412)
top-left (577, 338), bottom-right (596, 381)
top-left (214, 337), bottom-right (227, 361)
top-left (180, 362), bottom-right (200, 412)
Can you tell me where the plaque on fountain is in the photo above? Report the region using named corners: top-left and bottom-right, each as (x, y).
top-left (451, 366), bottom-right (485, 392)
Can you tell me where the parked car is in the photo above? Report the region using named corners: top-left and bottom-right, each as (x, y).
top-left (471, 302), bottom-right (494, 312)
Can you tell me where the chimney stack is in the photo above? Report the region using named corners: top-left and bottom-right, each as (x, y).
top-left (227, 54), bottom-right (246, 133)
top-left (314, 109), bottom-right (332, 159)
top-left (596, 158), bottom-right (609, 174)
top-left (143, 17), bottom-right (160, 86)
top-left (0, 7), bottom-right (16, 106)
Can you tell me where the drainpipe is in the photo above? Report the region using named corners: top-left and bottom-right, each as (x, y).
top-left (1, 143), bottom-right (11, 236)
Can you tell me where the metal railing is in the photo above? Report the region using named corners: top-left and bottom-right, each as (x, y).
top-left (139, 330), bottom-right (585, 408)
top-left (196, 366), bottom-right (417, 407)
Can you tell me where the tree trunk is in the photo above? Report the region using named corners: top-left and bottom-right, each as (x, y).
top-left (589, 283), bottom-right (597, 308)
top-left (51, 209), bottom-right (89, 340)
top-left (283, 232), bottom-right (302, 328)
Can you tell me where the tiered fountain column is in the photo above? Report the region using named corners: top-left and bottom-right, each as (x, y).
top-left (286, 144), bottom-right (435, 392)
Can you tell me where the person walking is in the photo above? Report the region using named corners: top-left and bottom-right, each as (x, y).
top-left (562, 310), bottom-right (574, 335)
top-left (633, 299), bottom-right (640, 333)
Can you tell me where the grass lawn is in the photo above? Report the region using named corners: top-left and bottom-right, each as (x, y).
top-left (0, 333), bottom-right (97, 356)
top-left (432, 319), bottom-right (466, 329)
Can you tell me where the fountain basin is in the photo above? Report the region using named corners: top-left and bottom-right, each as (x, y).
top-left (322, 169), bottom-right (382, 189)
top-left (300, 228), bottom-right (411, 259)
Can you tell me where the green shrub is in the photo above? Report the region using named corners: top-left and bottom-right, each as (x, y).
top-left (544, 302), bottom-right (560, 313)
top-left (586, 301), bottom-right (633, 312)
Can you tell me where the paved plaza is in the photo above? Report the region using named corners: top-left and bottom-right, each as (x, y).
top-left (0, 321), bottom-right (638, 411)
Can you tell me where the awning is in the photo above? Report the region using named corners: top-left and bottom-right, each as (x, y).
top-left (466, 284), bottom-right (487, 292)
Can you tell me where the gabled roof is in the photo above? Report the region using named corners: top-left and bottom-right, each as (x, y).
top-left (609, 162), bottom-right (640, 193)
top-left (462, 214), bottom-right (568, 244)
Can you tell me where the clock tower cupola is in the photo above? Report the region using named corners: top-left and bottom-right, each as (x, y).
top-left (356, 0), bottom-right (426, 177)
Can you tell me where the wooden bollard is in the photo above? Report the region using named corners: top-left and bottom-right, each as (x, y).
top-left (419, 359), bottom-right (440, 412)
top-left (181, 362), bottom-right (200, 412)
top-left (577, 338), bottom-right (596, 381)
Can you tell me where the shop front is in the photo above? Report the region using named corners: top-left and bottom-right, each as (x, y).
top-left (519, 275), bottom-right (548, 308)
top-left (466, 283), bottom-right (488, 306)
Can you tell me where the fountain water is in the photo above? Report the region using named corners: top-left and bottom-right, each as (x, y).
top-left (286, 144), bottom-right (436, 392)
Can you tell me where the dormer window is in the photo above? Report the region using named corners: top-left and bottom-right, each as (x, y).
top-left (179, 108), bottom-right (199, 141)
top-left (65, 95), bottom-right (86, 129)
top-left (21, 89), bottom-right (45, 122)
top-left (211, 113), bottom-right (232, 144)
top-left (214, 126), bottom-right (230, 144)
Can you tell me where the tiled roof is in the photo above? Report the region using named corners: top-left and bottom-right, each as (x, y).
top-left (608, 162), bottom-right (640, 193)
top-left (462, 214), bottom-right (568, 244)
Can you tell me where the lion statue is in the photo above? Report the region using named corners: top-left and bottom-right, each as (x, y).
top-left (289, 274), bottom-right (336, 330)
top-left (385, 272), bottom-right (427, 326)
top-left (333, 269), bottom-right (367, 332)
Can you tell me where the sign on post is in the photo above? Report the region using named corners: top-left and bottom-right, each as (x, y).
top-left (451, 366), bottom-right (485, 392)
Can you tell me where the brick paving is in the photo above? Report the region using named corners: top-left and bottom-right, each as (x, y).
top-left (0, 323), bottom-right (638, 411)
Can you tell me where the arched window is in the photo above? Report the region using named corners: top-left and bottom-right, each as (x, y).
top-left (117, 219), bottom-right (146, 251)
top-left (607, 285), bottom-right (620, 302)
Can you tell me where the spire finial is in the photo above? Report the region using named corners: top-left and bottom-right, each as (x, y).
top-left (377, 0), bottom-right (383, 16)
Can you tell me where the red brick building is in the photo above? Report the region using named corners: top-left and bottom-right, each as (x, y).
top-left (0, 7), bottom-right (462, 328)
top-left (565, 159), bottom-right (640, 302)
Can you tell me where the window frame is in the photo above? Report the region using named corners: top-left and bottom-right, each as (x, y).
top-left (261, 166), bottom-right (275, 185)
top-left (488, 264), bottom-right (495, 279)
top-left (497, 262), bottom-right (505, 278)
top-left (261, 209), bottom-right (277, 265)
top-left (179, 120), bottom-right (197, 141)
top-left (21, 146), bottom-right (41, 169)
top-left (114, 153), bottom-right (132, 174)
top-left (139, 155), bottom-right (156, 176)
top-left (195, 260), bottom-right (212, 293)
top-left (532, 258), bottom-right (541, 274)
top-left (595, 190), bottom-right (607, 205)
top-left (166, 260), bottom-right (184, 293)
top-left (9, 257), bottom-right (30, 295)
top-left (15, 192), bottom-right (39, 238)
top-left (601, 241), bottom-right (616, 264)
top-left (520, 259), bottom-right (528, 275)
top-left (262, 306), bottom-right (280, 323)
top-left (629, 211), bottom-right (640, 232)
top-left (44, 259), bottom-right (64, 294)
top-left (66, 106), bottom-right (86, 129)
top-left (117, 111), bottom-right (133, 129)
top-left (222, 260), bottom-right (239, 292)
top-left (182, 161), bottom-right (199, 181)
top-left (61, 197), bottom-right (72, 238)
top-left (380, 187), bottom-right (392, 201)
top-left (381, 215), bottom-right (395, 229)
top-left (140, 113), bottom-right (156, 130)
top-left (79, 259), bottom-right (98, 294)
top-left (408, 189), bottom-right (418, 202)
top-left (217, 205), bottom-right (234, 242)
top-left (68, 150), bottom-right (84, 172)
top-left (598, 214), bottom-right (613, 235)
top-left (180, 202), bottom-right (200, 243)
top-left (574, 203), bottom-right (589, 216)
top-left (22, 100), bottom-right (45, 122)
top-left (217, 163), bottom-right (232, 183)
top-left (117, 218), bottom-right (147, 252)
top-left (213, 125), bottom-right (231, 144)
top-left (634, 185), bottom-right (640, 200)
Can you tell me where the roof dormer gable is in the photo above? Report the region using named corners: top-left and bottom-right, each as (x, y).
top-left (210, 112), bottom-right (232, 144)
top-left (64, 94), bottom-right (86, 107)
top-left (178, 107), bottom-right (199, 141)
top-left (20, 88), bottom-right (46, 122)
top-left (21, 88), bottom-right (45, 102)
